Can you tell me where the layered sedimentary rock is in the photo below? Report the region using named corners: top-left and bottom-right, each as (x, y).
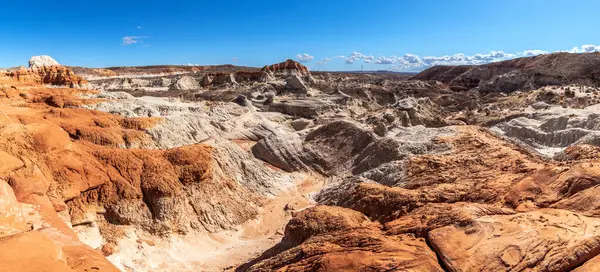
top-left (2, 56), bottom-right (88, 88)
top-left (0, 69), bottom-right (297, 270)
top-left (245, 206), bottom-right (444, 272)
top-left (429, 209), bottom-right (600, 271)
top-left (7, 52), bottom-right (600, 272)
top-left (2, 66), bottom-right (88, 87)
top-left (262, 59), bottom-right (310, 74)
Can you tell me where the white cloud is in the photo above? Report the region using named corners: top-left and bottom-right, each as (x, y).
top-left (122, 36), bottom-right (148, 45)
top-left (521, 49), bottom-right (548, 56)
top-left (402, 54), bottom-right (421, 64)
top-left (569, 44), bottom-right (600, 53)
top-left (344, 52), bottom-right (376, 64)
top-left (312, 44), bottom-right (600, 71)
top-left (374, 56), bottom-right (397, 64)
top-left (296, 53), bottom-right (314, 63)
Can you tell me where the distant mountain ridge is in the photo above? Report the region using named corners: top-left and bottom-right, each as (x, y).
top-left (412, 52), bottom-right (600, 92)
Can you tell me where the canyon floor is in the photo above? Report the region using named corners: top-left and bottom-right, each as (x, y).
top-left (4, 53), bottom-right (600, 271)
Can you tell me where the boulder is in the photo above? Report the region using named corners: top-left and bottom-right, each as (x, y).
top-left (233, 95), bottom-right (253, 107)
top-left (290, 118), bottom-right (313, 131)
top-left (285, 75), bottom-right (308, 93)
top-left (373, 121), bottom-right (387, 136)
top-left (532, 101), bottom-right (551, 110)
top-left (264, 91), bottom-right (275, 104)
top-left (169, 76), bottom-right (200, 91)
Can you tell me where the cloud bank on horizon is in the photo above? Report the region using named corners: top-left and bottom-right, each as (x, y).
top-left (298, 44), bottom-right (600, 71)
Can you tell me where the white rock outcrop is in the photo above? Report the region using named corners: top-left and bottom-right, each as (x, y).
top-left (28, 55), bottom-right (60, 68)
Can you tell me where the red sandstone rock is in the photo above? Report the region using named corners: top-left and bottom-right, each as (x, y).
top-left (262, 59), bottom-right (309, 74)
top-left (246, 206), bottom-right (444, 272)
top-left (2, 66), bottom-right (87, 88)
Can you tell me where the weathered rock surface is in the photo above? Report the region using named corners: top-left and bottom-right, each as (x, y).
top-left (285, 75), bottom-right (309, 93)
top-left (210, 72), bottom-right (237, 85)
top-left (8, 53), bottom-right (600, 272)
top-left (491, 103), bottom-right (600, 157)
top-left (245, 206), bottom-right (444, 272)
top-left (290, 118), bottom-right (313, 131)
top-left (84, 91), bottom-right (289, 148)
top-left (262, 59), bottom-right (310, 75)
top-left (29, 55), bottom-right (60, 68)
top-left (2, 65), bottom-right (88, 88)
top-left (169, 75), bottom-right (200, 91)
top-left (429, 209), bottom-right (600, 272)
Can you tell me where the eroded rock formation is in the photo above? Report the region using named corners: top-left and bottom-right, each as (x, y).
top-left (6, 53), bottom-right (600, 271)
top-left (261, 59), bottom-right (310, 74)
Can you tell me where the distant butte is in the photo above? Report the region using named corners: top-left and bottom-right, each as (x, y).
top-left (262, 59), bottom-right (310, 74)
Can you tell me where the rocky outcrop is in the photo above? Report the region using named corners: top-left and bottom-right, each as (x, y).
top-left (233, 71), bottom-right (273, 83)
top-left (86, 91), bottom-right (288, 148)
top-left (3, 65), bottom-right (88, 88)
top-left (199, 73), bottom-right (238, 87)
top-left (252, 130), bottom-right (319, 172)
top-left (391, 97), bottom-right (446, 127)
top-left (253, 120), bottom-right (454, 178)
top-left (69, 67), bottom-right (118, 78)
top-left (29, 55), bottom-right (60, 68)
top-left (491, 104), bottom-right (600, 157)
top-left (290, 118), bottom-right (313, 131)
top-left (211, 72), bottom-right (237, 85)
top-left (0, 56), bottom-right (88, 88)
top-left (200, 74), bottom-right (213, 87)
top-left (262, 59), bottom-right (310, 74)
top-left (285, 75), bottom-right (309, 93)
top-left (169, 75), bottom-right (200, 91)
top-left (429, 209), bottom-right (600, 271)
top-left (245, 206), bottom-right (444, 272)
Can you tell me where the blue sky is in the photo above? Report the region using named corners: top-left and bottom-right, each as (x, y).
top-left (2, 0), bottom-right (600, 71)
